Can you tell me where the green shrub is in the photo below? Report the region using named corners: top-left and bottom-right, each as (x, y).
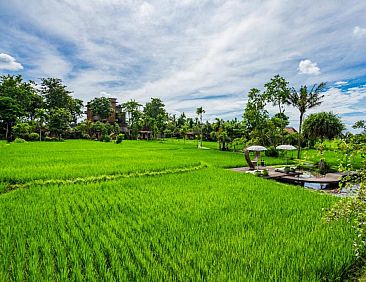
top-left (318, 159), bottom-right (331, 175)
top-left (13, 138), bottom-right (26, 143)
top-left (116, 134), bottom-right (124, 144)
top-left (254, 170), bottom-right (262, 177)
top-left (103, 135), bottom-right (111, 142)
top-left (262, 169), bottom-right (269, 176)
top-left (265, 146), bottom-right (279, 157)
top-left (28, 133), bottom-right (40, 141)
top-left (45, 137), bottom-right (59, 142)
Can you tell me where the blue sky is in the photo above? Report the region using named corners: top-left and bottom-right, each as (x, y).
top-left (0, 0), bottom-right (366, 131)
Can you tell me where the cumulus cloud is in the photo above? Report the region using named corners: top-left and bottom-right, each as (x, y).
top-left (0, 53), bottom-right (23, 71)
top-left (298, 59), bottom-right (320, 75)
top-left (0, 1), bottom-right (366, 123)
top-left (353, 26), bottom-right (366, 38)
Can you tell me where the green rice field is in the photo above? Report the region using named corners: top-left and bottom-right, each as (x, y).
top-left (0, 140), bottom-right (357, 280)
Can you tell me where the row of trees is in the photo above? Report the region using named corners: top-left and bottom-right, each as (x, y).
top-left (0, 75), bottom-right (83, 140)
top-left (1, 74), bottom-right (347, 154)
top-left (242, 75), bottom-right (344, 158)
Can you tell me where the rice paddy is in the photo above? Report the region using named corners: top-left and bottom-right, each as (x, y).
top-left (0, 140), bottom-right (357, 280)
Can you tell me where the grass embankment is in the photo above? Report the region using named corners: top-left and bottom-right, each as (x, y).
top-left (0, 140), bottom-right (357, 280)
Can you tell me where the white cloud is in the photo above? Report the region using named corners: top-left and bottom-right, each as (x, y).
top-left (298, 59), bottom-right (320, 75)
top-left (334, 81), bottom-right (348, 86)
top-left (353, 26), bottom-right (366, 38)
top-left (138, 2), bottom-right (155, 20)
top-left (99, 91), bottom-right (111, 97)
top-left (1, 0), bottom-right (366, 122)
top-left (0, 53), bottom-right (23, 71)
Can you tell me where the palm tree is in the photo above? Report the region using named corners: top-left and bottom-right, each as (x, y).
top-left (287, 83), bottom-right (326, 158)
top-left (196, 106), bottom-right (205, 148)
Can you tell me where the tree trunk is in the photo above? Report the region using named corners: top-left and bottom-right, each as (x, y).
top-left (5, 123), bottom-right (9, 140)
top-left (200, 115), bottom-right (203, 148)
top-left (128, 112), bottom-right (131, 139)
top-left (39, 127), bottom-right (42, 141)
top-left (278, 102), bottom-right (282, 115)
top-left (297, 113), bottom-right (303, 159)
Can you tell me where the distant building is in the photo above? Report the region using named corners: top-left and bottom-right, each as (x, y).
top-left (86, 98), bottom-right (127, 132)
top-left (284, 127), bottom-right (297, 134)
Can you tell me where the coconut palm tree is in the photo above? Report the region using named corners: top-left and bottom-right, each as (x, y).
top-left (196, 106), bottom-right (205, 148)
top-left (287, 83), bottom-right (326, 158)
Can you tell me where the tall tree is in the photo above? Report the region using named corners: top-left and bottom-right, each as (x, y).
top-left (243, 88), bottom-right (268, 133)
top-left (287, 83), bottom-right (326, 158)
top-left (263, 75), bottom-right (290, 115)
top-left (177, 112), bottom-right (186, 127)
top-left (196, 106), bottom-right (205, 148)
top-left (0, 75), bottom-right (42, 139)
top-left (143, 98), bottom-right (167, 138)
top-left (180, 122), bottom-right (189, 144)
top-left (41, 78), bottom-right (83, 123)
top-left (0, 96), bottom-right (21, 140)
top-left (34, 108), bottom-right (48, 141)
top-left (88, 97), bottom-right (113, 121)
top-left (48, 108), bottom-right (72, 140)
top-left (122, 99), bottom-right (142, 139)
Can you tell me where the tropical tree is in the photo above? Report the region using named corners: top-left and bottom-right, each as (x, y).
top-left (48, 108), bottom-right (72, 140)
top-left (41, 78), bottom-right (83, 123)
top-left (196, 106), bottom-right (205, 148)
top-left (302, 112), bottom-right (345, 142)
top-left (143, 98), bottom-right (167, 138)
top-left (180, 122), bottom-right (190, 144)
top-left (122, 99), bottom-right (142, 139)
top-left (77, 119), bottom-right (93, 139)
top-left (177, 112), bottom-right (186, 127)
top-left (264, 75), bottom-right (290, 115)
top-left (0, 96), bottom-right (21, 140)
top-left (243, 88), bottom-right (268, 133)
top-left (287, 83), bottom-right (326, 158)
top-left (0, 75), bottom-right (43, 139)
top-left (88, 97), bottom-right (113, 121)
top-left (34, 108), bottom-right (48, 141)
top-left (353, 120), bottom-right (366, 134)
top-left (217, 130), bottom-right (231, 151)
top-left (12, 122), bottom-right (33, 139)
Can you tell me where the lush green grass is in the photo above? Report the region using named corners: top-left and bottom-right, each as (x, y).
top-left (0, 140), bottom-right (356, 280)
top-left (0, 139), bottom-right (290, 183)
top-left (302, 148), bottom-right (362, 169)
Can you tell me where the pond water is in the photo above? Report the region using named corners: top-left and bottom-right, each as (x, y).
top-left (304, 182), bottom-right (329, 190)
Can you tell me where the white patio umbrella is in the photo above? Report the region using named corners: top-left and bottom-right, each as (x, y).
top-left (246, 145), bottom-right (268, 152)
top-left (276, 145), bottom-right (296, 164)
top-left (246, 145), bottom-right (267, 170)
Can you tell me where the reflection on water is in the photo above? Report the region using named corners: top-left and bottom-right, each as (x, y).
top-left (299, 173), bottom-right (312, 179)
top-left (304, 182), bottom-right (328, 190)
